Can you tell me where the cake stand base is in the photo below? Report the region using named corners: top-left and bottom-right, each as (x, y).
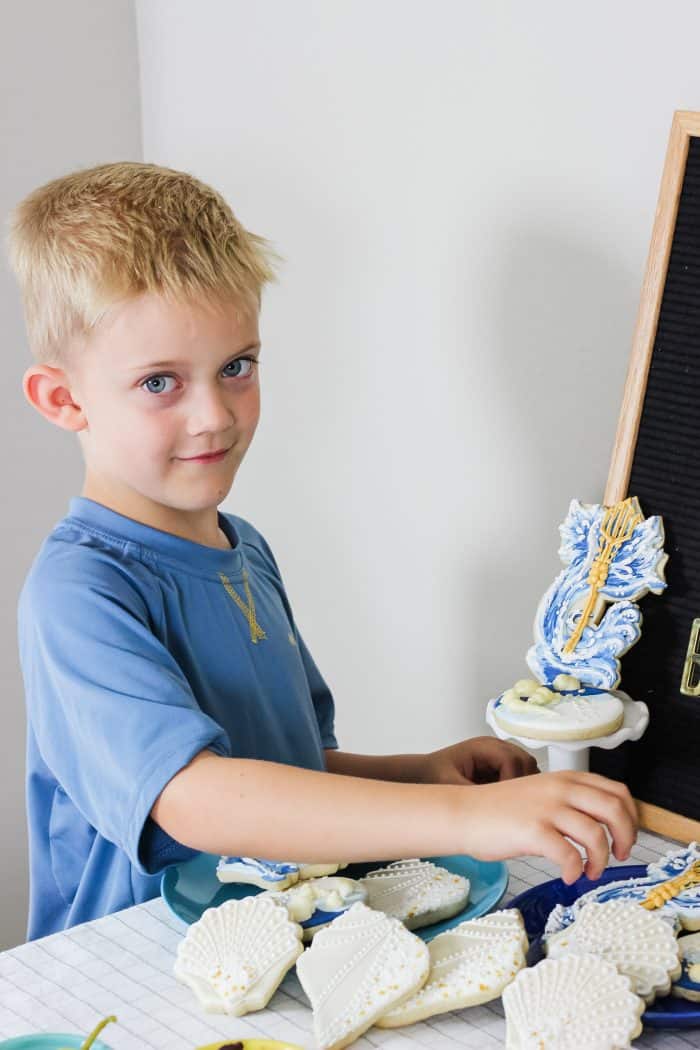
top-left (485, 692), bottom-right (649, 773)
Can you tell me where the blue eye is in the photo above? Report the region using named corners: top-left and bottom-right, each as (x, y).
top-left (223, 357), bottom-right (256, 378)
top-left (142, 375), bottom-right (177, 394)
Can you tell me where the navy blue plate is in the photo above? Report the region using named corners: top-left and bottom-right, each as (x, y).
top-left (161, 853), bottom-right (509, 942)
top-left (509, 864), bottom-right (700, 1028)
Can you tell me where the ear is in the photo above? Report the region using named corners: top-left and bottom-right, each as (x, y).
top-left (22, 365), bottom-right (88, 432)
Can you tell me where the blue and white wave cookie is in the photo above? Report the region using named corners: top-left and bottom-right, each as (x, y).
top-left (545, 842), bottom-right (700, 937)
top-left (216, 856), bottom-right (348, 890)
top-left (672, 931), bottom-right (700, 1001)
top-left (492, 674), bottom-right (624, 742)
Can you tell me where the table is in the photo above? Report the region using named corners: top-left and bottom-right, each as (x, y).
top-left (1, 831), bottom-right (699, 1050)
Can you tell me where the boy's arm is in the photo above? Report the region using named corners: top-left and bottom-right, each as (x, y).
top-left (324, 748), bottom-right (426, 782)
top-left (151, 748), bottom-right (638, 883)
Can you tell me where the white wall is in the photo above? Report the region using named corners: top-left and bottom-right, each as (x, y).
top-left (136, 0), bottom-right (700, 756)
top-left (1, 0), bottom-right (142, 949)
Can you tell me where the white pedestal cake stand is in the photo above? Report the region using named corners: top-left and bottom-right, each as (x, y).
top-left (485, 691), bottom-right (649, 772)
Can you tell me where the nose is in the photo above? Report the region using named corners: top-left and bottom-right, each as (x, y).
top-left (185, 384), bottom-right (236, 436)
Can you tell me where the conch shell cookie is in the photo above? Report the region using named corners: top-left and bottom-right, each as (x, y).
top-left (173, 896), bottom-right (303, 1015)
top-left (376, 908), bottom-right (528, 1027)
top-left (295, 900), bottom-right (430, 1050)
top-left (545, 900), bottom-right (681, 1003)
top-left (359, 858), bottom-right (470, 930)
top-left (502, 953), bottom-right (644, 1050)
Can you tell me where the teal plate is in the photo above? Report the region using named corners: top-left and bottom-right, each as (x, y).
top-left (0, 1037), bottom-right (112, 1048)
top-left (161, 853), bottom-right (509, 941)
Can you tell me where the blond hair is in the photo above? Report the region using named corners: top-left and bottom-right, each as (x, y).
top-left (6, 161), bottom-right (280, 365)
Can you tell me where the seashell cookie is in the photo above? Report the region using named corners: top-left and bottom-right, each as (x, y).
top-left (502, 954), bottom-right (644, 1050)
top-left (672, 931), bottom-right (700, 1001)
top-left (174, 896), bottom-right (303, 1015)
top-left (376, 908), bottom-right (528, 1027)
top-left (295, 900), bottom-right (430, 1050)
top-left (260, 876), bottom-right (367, 941)
top-left (359, 859), bottom-right (470, 930)
top-left (545, 900), bottom-right (681, 1003)
top-left (545, 841), bottom-right (700, 937)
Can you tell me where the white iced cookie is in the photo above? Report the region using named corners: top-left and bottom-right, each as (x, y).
top-left (376, 908), bottom-right (528, 1027)
top-left (297, 862), bottom-right (348, 879)
top-left (173, 896), bottom-right (303, 1015)
top-left (359, 859), bottom-right (470, 930)
top-left (261, 876), bottom-right (367, 941)
top-left (502, 954), bottom-right (644, 1050)
top-left (545, 900), bottom-right (681, 1003)
top-left (493, 680), bottom-right (624, 741)
top-left (295, 900), bottom-right (430, 1050)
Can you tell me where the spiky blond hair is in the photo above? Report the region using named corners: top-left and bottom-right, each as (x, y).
top-left (6, 161), bottom-right (280, 365)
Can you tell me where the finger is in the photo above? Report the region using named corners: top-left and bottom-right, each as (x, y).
top-left (497, 754), bottom-right (522, 781)
top-left (553, 808), bottom-right (610, 881)
top-left (533, 826), bottom-right (585, 885)
top-left (568, 772), bottom-right (638, 826)
top-left (568, 785), bottom-right (637, 861)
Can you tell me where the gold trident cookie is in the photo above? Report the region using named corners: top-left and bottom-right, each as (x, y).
top-left (563, 498), bottom-right (643, 655)
top-left (640, 860), bottom-right (700, 910)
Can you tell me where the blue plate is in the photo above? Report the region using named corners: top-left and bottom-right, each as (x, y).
top-left (161, 853), bottom-right (509, 941)
top-left (0, 1037), bottom-right (112, 1048)
top-left (509, 864), bottom-right (700, 1029)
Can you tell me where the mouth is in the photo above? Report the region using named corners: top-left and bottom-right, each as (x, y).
top-left (180, 447), bottom-right (231, 463)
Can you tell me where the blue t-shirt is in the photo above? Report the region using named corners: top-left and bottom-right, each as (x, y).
top-left (18, 497), bottom-right (337, 940)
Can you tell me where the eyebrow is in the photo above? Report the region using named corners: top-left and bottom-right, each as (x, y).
top-left (127, 343), bottom-right (261, 371)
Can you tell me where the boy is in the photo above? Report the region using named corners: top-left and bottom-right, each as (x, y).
top-left (7, 162), bottom-right (637, 941)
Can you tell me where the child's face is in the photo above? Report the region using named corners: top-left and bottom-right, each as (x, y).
top-left (59, 292), bottom-right (261, 533)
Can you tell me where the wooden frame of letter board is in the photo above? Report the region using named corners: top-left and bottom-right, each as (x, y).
top-left (591, 110), bottom-right (700, 841)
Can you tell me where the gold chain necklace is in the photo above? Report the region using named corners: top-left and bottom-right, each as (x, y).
top-left (218, 569), bottom-right (266, 643)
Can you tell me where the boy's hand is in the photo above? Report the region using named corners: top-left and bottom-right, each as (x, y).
top-left (418, 736), bottom-right (539, 785)
top-left (461, 770), bottom-right (638, 883)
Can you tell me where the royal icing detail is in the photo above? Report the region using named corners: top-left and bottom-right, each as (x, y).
top-left (545, 900), bottom-right (681, 1002)
top-left (502, 954), bottom-right (644, 1050)
top-left (376, 909), bottom-right (527, 1027)
top-left (173, 897), bottom-right (303, 1016)
top-left (494, 679), bottom-right (624, 740)
top-left (672, 931), bottom-right (700, 1001)
top-left (359, 859), bottom-right (470, 930)
top-left (295, 901), bottom-right (430, 1050)
top-left (260, 876), bottom-right (367, 933)
top-left (216, 856), bottom-right (347, 889)
top-left (545, 842), bottom-right (700, 936)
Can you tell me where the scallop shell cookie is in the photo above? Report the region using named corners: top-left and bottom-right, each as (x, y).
top-left (376, 908), bottom-right (528, 1027)
top-left (295, 900), bottom-right (430, 1050)
top-left (173, 897), bottom-right (304, 1015)
top-left (545, 900), bottom-right (681, 1003)
top-left (502, 954), bottom-right (644, 1050)
top-left (360, 858), bottom-right (470, 930)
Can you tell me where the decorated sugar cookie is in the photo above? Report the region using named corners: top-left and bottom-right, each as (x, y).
top-left (260, 876), bottom-right (367, 941)
top-left (491, 497), bottom-right (667, 743)
top-left (376, 908), bottom-right (527, 1027)
top-left (545, 900), bottom-right (681, 1003)
top-left (359, 858), bottom-right (470, 930)
top-left (174, 896), bottom-right (304, 1016)
top-left (216, 857), bottom-right (347, 890)
top-left (295, 900), bottom-right (430, 1050)
top-left (672, 931), bottom-right (700, 1001)
top-left (502, 954), bottom-right (644, 1050)
top-left (545, 842), bottom-right (700, 937)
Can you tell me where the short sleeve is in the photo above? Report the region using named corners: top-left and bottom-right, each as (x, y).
top-left (19, 551), bottom-right (231, 874)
